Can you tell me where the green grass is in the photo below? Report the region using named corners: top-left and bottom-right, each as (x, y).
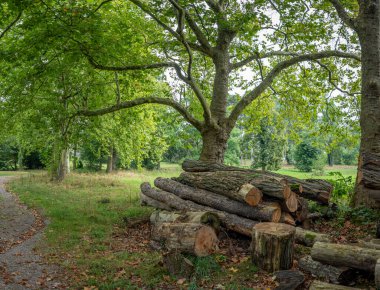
top-left (274, 165), bottom-right (357, 180)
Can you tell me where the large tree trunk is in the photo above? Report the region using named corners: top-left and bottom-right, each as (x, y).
top-left (56, 148), bottom-right (69, 181)
top-left (354, 1), bottom-right (380, 208)
top-left (199, 128), bottom-right (229, 164)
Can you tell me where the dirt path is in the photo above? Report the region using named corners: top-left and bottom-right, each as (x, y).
top-left (0, 176), bottom-right (64, 289)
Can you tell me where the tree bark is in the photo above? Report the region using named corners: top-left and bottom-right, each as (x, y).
top-left (140, 182), bottom-right (258, 236)
top-left (181, 160), bottom-right (331, 204)
top-left (273, 270), bottom-right (304, 290)
top-left (56, 148), bottom-right (69, 181)
top-left (106, 145), bottom-right (113, 173)
top-left (375, 258), bottom-right (380, 290)
top-left (199, 128), bottom-right (230, 164)
top-left (353, 1), bottom-right (380, 209)
top-left (162, 251), bottom-right (194, 279)
top-left (150, 210), bottom-right (221, 232)
top-left (175, 171), bottom-right (290, 201)
top-left (251, 222), bottom-right (295, 272)
top-left (280, 212), bottom-right (296, 226)
top-left (295, 228), bottom-right (330, 247)
top-left (154, 178), bottom-right (281, 222)
top-left (309, 280), bottom-right (364, 290)
top-left (151, 222), bottom-right (219, 256)
top-left (298, 256), bottom-right (356, 285)
top-left (311, 241), bottom-right (380, 272)
top-left (140, 193), bottom-right (172, 211)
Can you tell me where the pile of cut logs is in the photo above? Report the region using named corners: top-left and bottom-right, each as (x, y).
top-left (140, 160), bottom-right (380, 289)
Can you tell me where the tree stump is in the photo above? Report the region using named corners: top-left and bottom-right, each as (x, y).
top-left (251, 222), bottom-right (295, 272)
top-left (273, 270), bottom-right (304, 290)
top-left (162, 251), bottom-right (194, 279)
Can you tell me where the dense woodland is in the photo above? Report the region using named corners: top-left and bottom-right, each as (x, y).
top-left (1, 0), bottom-right (380, 289)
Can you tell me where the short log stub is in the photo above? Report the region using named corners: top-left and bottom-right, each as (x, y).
top-left (273, 270), bottom-right (304, 290)
top-left (251, 222), bottom-right (296, 272)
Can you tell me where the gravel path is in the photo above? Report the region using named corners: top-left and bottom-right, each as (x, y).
top-left (0, 176), bottom-right (64, 289)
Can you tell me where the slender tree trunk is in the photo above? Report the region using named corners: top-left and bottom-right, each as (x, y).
top-left (106, 145), bottom-right (113, 173)
top-left (327, 153), bottom-right (334, 167)
top-left (57, 148), bottom-right (69, 181)
top-left (112, 147), bottom-right (117, 170)
top-left (72, 144), bottom-right (77, 171)
top-left (17, 146), bottom-right (23, 171)
top-left (354, 1), bottom-right (380, 208)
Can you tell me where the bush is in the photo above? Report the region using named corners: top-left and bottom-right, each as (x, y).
top-left (326, 171), bottom-right (355, 202)
top-left (294, 141), bottom-right (320, 172)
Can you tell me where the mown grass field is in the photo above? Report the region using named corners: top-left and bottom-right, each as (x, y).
top-left (3, 163), bottom-right (358, 289)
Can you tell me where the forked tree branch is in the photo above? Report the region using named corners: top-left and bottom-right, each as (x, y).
top-left (328, 0), bottom-right (357, 30)
top-left (0, 11), bottom-right (22, 40)
top-left (231, 51), bottom-right (299, 70)
top-left (77, 96), bottom-right (203, 131)
top-left (227, 50), bottom-right (361, 128)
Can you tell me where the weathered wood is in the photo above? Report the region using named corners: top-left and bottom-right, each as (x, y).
top-left (140, 193), bottom-right (172, 211)
top-left (162, 251), bottom-right (194, 279)
top-left (181, 160), bottom-right (331, 204)
top-left (150, 210), bottom-right (221, 232)
top-left (377, 222), bottom-right (380, 238)
top-left (154, 178), bottom-right (281, 222)
top-left (141, 182), bottom-right (257, 236)
top-left (311, 242), bottom-right (380, 272)
top-left (361, 152), bottom-right (380, 189)
top-left (375, 258), bottom-right (380, 290)
top-left (251, 222), bottom-right (295, 272)
top-left (295, 228), bottom-right (330, 247)
top-left (281, 191), bottom-right (298, 213)
top-left (151, 222), bottom-right (218, 257)
top-left (309, 280), bottom-right (363, 290)
top-left (355, 239), bottom-right (380, 250)
top-left (273, 270), bottom-right (304, 290)
top-left (175, 171), bottom-right (290, 201)
top-left (298, 256), bottom-right (356, 285)
top-left (280, 212), bottom-right (296, 226)
top-left (238, 183), bottom-right (263, 206)
top-left (293, 197), bottom-right (309, 223)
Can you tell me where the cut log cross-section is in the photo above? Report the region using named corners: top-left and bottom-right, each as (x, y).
top-left (181, 160), bottom-right (332, 204)
top-left (251, 222), bottom-right (295, 272)
top-left (311, 242), bottom-right (380, 272)
top-left (175, 171), bottom-right (290, 201)
top-left (140, 182), bottom-right (258, 236)
top-left (154, 178), bottom-right (281, 222)
top-left (151, 222), bottom-right (219, 257)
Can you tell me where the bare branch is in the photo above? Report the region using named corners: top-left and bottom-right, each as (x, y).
top-left (77, 96), bottom-right (203, 131)
top-left (231, 51), bottom-right (299, 70)
top-left (328, 0), bottom-right (357, 30)
top-left (228, 50), bottom-right (361, 128)
top-left (0, 11), bottom-right (22, 40)
top-left (92, 0), bottom-right (113, 14)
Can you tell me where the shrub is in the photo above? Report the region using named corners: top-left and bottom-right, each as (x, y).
top-left (294, 141), bottom-right (320, 172)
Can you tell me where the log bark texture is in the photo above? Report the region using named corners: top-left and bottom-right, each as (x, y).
top-left (175, 171), bottom-right (290, 200)
top-left (298, 256), bottom-right (356, 285)
top-left (251, 222), bottom-right (295, 272)
top-left (375, 258), bottom-right (380, 290)
top-left (181, 160), bottom-right (331, 204)
top-left (311, 242), bottom-right (380, 272)
top-left (154, 178), bottom-right (281, 222)
top-left (140, 193), bottom-right (172, 211)
top-left (295, 228), bottom-right (330, 247)
top-left (141, 182), bottom-right (257, 236)
top-left (163, 251), bottom-right (194, 279)
top-left (309, 280), bottom-right (363, 290)
top-left (280, 212), bottom-right (296, 226)
top-left (151, 222), bottom-right (218, 257)
top-left (273, 270), bottom-right (304, 290)
top-left (150, 210), bottom-right (220, 232)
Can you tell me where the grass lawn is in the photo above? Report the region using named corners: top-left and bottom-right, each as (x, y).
top-left (2, 163), bottom-right (360, 288)
top-left (274, 165), bottom-right (357, 180)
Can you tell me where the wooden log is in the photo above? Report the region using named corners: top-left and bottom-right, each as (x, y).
top-left (293, 197), bottom-right (309, 223)
top-left (162, 251), bottom-right (194, 279)
top-left (298, 256), bottom-right (356, 285)
top-left (238, 183), bottom-right (263, 206)
top-left (361, 152), bottom-right (380, 189)
top-left (354, 239), bottom-right (380, 250)
top-left (309, 280), bottom-right (363, 290)
top-left (175, 171), bottom-right (290, 201)
top-left (140, 193), bottom-right (172, 210)
top-left (141, 182), bottom-right (257, 236)
top-left (295, 228), bottom-right (330, 247)
top-left (181, 160), bottom-right (331, 204)
top-left (280, 212), bottom-right (296, 226)
top-left (150, 210), bottom-right (221, 232)
top-left (377, 222), bottom-right (380, 238)
top-left (311, 242), bottom-right (380, 272)
top-left (154, 178), bottom-right (281, 222)
top-left (282, 191), bottom-right (298, 213)
top-left (375, 258), bottom-right (380, 290)
top-left (151, 222), bottom-right (218, 257)
top-left (273, 270), bottom-right (304, 290)
top-left (251, 222), bottom-right (295, 272)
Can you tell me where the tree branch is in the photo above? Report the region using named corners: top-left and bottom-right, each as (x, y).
top-left (328, 0), bottom-right (357, 30)
top-left (0, 11), bottom-right (22, 40)
top-left (77, 96), bottom-right (203, 131)
top-left (228, 50), bottom-right (361, 128)
top-left (231, 51), bottom-right (299, 70)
